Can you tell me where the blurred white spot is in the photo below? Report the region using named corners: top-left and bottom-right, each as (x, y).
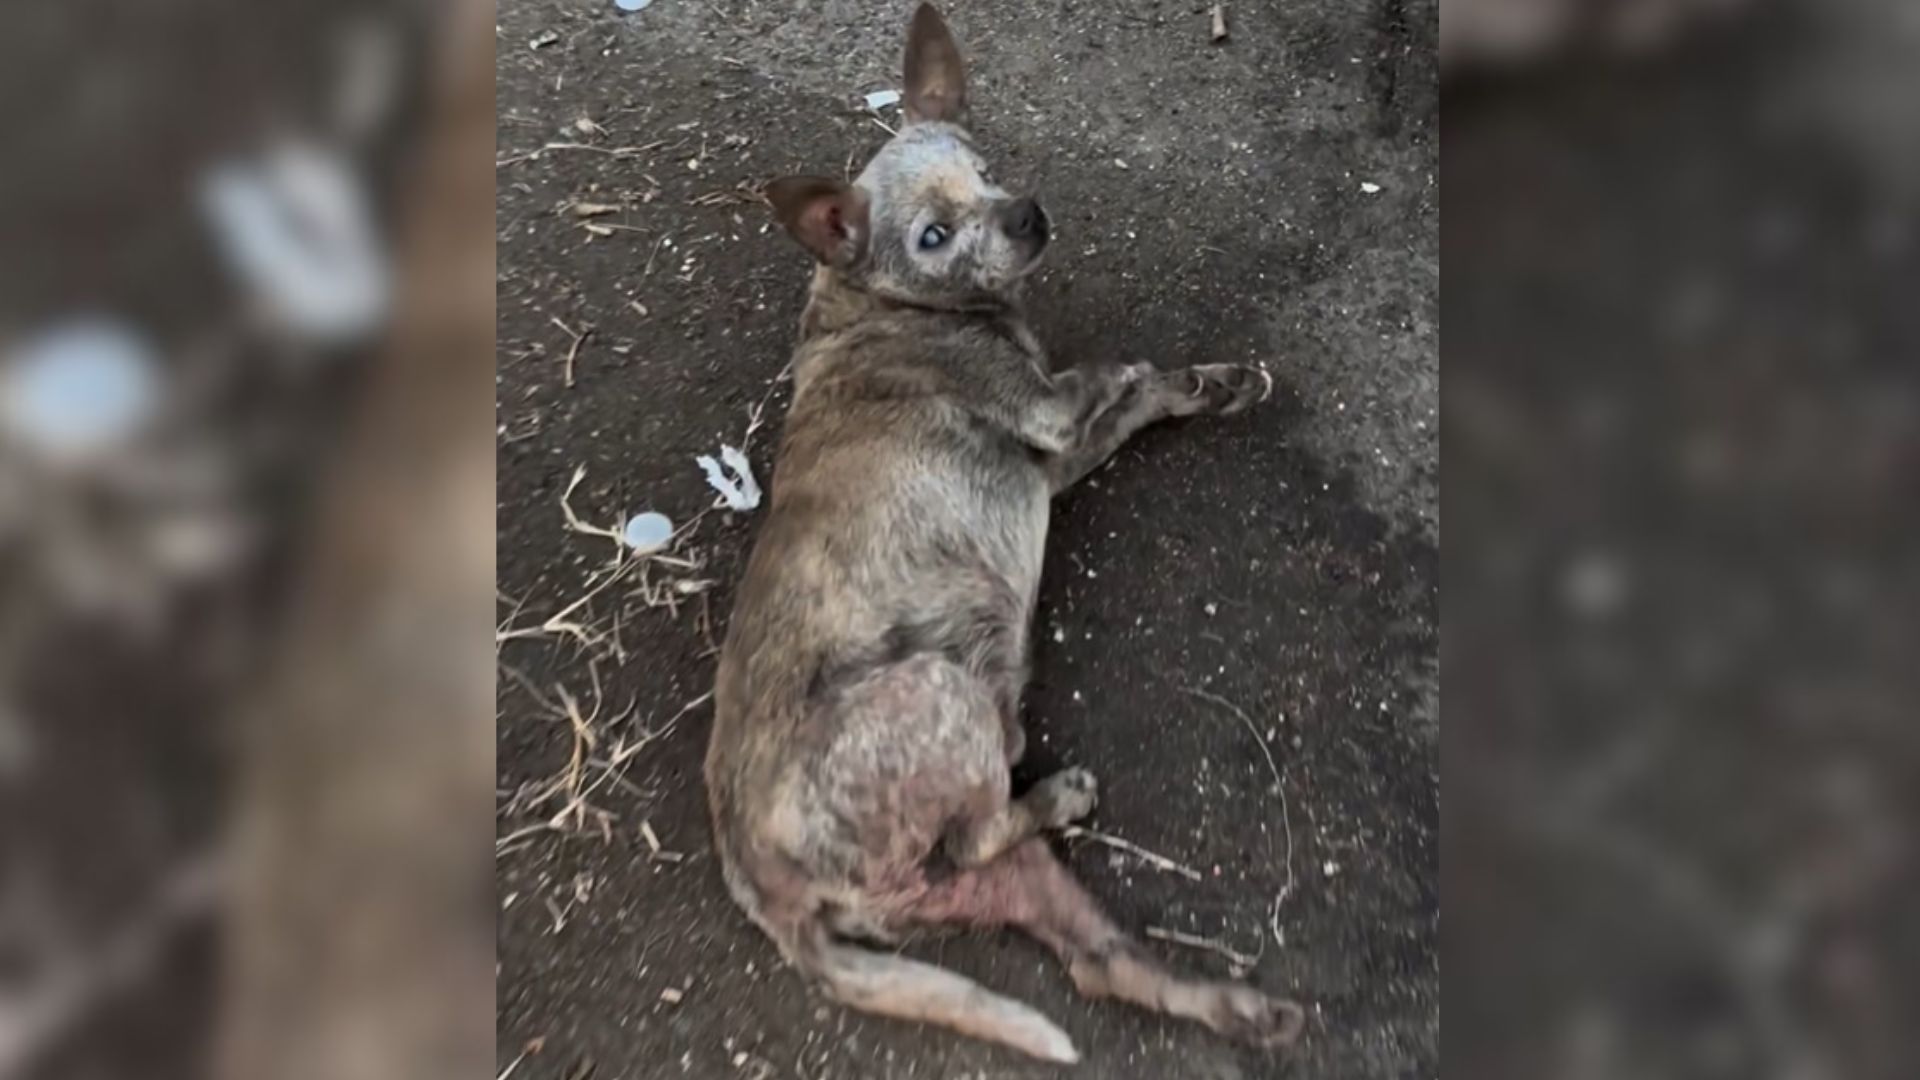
top-left (146, 510), bottom-right (250, 579)
top-left (1360, 181), bottom-right (1382, 194)
top-left (0, 318), bottom-right (160, 461)
top-left (696, 445), bottom-right (760, 511)
top-left (200, 142), bottom-right (389, 347)
top-left (863, 89), bottom-right (901, 111)
top-left (622, 511), bottom-right (674, 553)
top-left (1563, 550), bottom-right (1629, 619)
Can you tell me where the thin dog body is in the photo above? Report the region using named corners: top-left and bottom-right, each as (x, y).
top-left (704, 4), bottom-right (1305, 1062)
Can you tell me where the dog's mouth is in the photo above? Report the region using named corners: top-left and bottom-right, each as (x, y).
top-left (1018, 241), bottom-right (1048, 275)
top-left (1014, 215), bottom-right (1051, 275)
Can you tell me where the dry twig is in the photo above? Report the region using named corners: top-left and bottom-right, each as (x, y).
top-left (1182, 686), bottom-right (1297, 948)
top-left (1146, 925), bottom-right (1259, 971)
top-left (548, 317), bottom-right (589, 389)
top-left (1061, 825), bottom-right (1204, 881)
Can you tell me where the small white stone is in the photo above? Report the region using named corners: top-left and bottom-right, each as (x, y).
top-left (1, 317), bottom-right (160, 461)
top-left (623, 511), bottom-right (674, 553)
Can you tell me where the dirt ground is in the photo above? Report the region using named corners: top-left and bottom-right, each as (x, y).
top-left (494, 2), bottom-right (1438, 1078)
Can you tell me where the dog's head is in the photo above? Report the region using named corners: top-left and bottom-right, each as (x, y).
top-left (765, 3), bottom-right (1050, 310)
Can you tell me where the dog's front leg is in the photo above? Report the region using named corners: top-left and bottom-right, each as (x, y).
top-left (1041, 362), bottom-right (1272, 493)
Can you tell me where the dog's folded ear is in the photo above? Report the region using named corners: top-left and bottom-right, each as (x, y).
top-left (904, 3), bottom-right (968, 125)
top-left (765, 176), bottom-right (871, 268)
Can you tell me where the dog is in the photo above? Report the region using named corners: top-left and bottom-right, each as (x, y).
top-left (704, 4), bottom-right (1305, 1063)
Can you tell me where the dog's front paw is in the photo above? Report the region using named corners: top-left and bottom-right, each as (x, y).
top-left (1168, 363), bottom-right (1272, 416)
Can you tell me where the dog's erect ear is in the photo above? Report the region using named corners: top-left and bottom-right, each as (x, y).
top-left (903, 3), bottom-right (967, 124)
top-left (765, 176), bottom-right (870, 267)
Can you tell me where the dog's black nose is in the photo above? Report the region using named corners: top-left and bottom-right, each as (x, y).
top-left (1003, 196), bottom-right (1049, 242)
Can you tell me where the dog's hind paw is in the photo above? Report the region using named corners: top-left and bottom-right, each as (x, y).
top-left (1206, 985), bottom-right (1307, 1049)
top-left (1030, 766), bottom-right (1098, 827)
top-left (1168, 363), bottom-right (1270, 417)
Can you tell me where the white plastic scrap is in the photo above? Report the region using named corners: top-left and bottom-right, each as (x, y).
top-left (199, 141), bottom-right (390, 347)
top-left (622, 511), bottom-right (674, 553)
top-left (696, 445), bottom-right (761, 511)
top-left (864, 89), bottom-right (902, 111)
top-left (1359, 181), bottom-right (1382, 194)
top-left (0, 317), bottom-right (160, 461)
top-left (615, 0), bottom-right (653, 11)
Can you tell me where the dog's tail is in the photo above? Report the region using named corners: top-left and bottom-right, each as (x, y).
top-left (780, 916), bottom-right (1079, 1063)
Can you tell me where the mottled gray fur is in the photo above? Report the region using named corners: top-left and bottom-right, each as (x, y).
top-left (703, 3), bottom-right (1302, 1063)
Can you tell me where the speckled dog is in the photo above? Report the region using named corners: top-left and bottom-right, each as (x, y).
top-left (704, 3), bottom-right (1302, 1063)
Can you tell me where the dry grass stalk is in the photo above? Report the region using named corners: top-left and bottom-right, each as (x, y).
top-left (1061, 825), bottom-right (1205, 881)
top-left (1145, 925), bottom-right (1260, 972)
top-left (1182, 686), bottom-right (1297, 948)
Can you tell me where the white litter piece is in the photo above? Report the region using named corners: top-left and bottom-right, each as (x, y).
top-left (200, 141), bottom-right (390, 347)
top-left (0, 317), bottom-right (161, 461)
top-left (1359, 181), bottom-right (1382, 194)
top-left (696, 444), bottom-right (761, 511)
top-left (863, 89), bottom-right (901, 111)
top-left (615, 0), bottom-right (653, 11)
top-left (622, 511), bottom-right (674, 553)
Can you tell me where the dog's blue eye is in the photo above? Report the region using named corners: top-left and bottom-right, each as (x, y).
top-left (918, 224), bottom-right (950, 250)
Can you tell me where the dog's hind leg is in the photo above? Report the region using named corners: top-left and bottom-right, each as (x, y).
top-left (907, 838), bottom-right (1308, 1048)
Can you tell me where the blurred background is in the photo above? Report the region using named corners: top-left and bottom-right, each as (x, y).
top-left (3, 0), bottom-right (1915, 1077)
top-left (1446, 1), bottom-right (1916, 1078)
top-left (0, 2), bottom-right (492, 1079)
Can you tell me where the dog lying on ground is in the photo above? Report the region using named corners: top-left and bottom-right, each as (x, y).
top-left (704, 4), bottom-right (1305, 1063)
